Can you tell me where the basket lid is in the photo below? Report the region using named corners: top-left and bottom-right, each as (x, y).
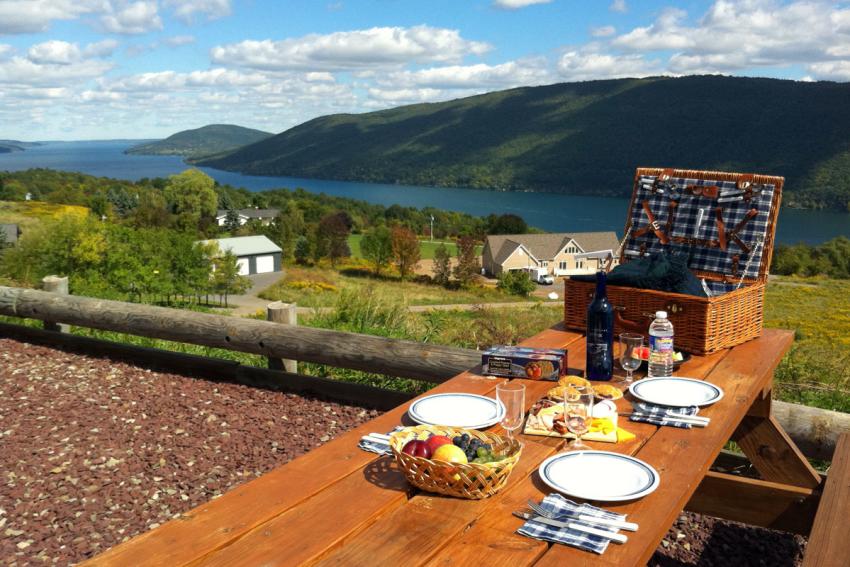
top-left (621, 168), bottom-right (783, 284)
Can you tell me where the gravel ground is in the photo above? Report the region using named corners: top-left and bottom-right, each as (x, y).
top-left (0, 338), bottom-right (807, 566)
top-left (0, 338), bottom-right (380, 565)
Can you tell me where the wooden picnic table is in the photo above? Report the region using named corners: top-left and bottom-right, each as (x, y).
top-left (85, 325), bottom-right (816, 567)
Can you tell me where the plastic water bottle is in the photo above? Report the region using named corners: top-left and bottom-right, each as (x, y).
top-left (648, 311), bottom-right (674, 378)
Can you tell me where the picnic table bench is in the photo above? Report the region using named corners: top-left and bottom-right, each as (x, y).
top-left (85, 325), bottom-right (826, 566)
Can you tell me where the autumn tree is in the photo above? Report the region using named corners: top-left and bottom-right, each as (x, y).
top-left (163, 169), bottom-right (218, 232)
top-left (453, 236), bottom-right (481, 287)
top-left (361, 225), bottom-right (393, 276)
top-left (432, 243), bottom-right (451, 287)
top-left (317, 211), bottom-right (353, 266)
top-left (391, 226), bottom-right (421, 279)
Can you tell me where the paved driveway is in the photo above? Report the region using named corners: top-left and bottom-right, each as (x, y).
top-left (226, 271), bottom-right (284, 315)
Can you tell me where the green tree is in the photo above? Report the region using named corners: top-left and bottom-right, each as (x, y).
top-left (163, 169), bottom-right (218, 232)
top-left (432, 243), bottom-right (452, 287)
top-left (317, 211), bottom-right (353, 266)
top-left (391, 226), bottom-right (421, 279)
top-left (487, 213), bottom-right (528, 235)
top-left (361, 225), bottom-right (393, 276)
top-left (294, 235), bottom-right (311, 265)
top-left (213, 250), bottom-right (251, 307)
top-left (453, 236), bottom-right (481, 287)
top-left (132, 190), bottom-right (172, 228)
top-left (270, 201), bottom-right (306, 262)
top-left (224, 208), bottom-right (241, 232)
top-left (497, 270), bottom-right (536, 296)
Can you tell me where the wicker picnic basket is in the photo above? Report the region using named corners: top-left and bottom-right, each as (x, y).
top-left (564, 168), bottom-right (783, 355)
top-left (389, 425), bottom-right (522, 500)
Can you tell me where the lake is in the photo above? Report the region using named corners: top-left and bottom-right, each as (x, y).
top-left (1, 140), bottom-right (847, 245)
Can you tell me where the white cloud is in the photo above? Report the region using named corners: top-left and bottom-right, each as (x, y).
top-left (164, 0), bottom-right (231, 24)
top-left (165, 35), bottom-right (196, 47)
top-left (27, 40), bottom-right (82, 65)
top-left (83, 39), bottom-right (119, 57)
top-left (609, 0), bottom-right (627, 13)
top-left (492, 0), bottom-right (552, 9)
top-left (806, 60), bottom-right (850, 81)
top-left (211, 26), bottom-right (491, 71)
top-left (0, 55), bottom-right (113, 86)
top-left (0, 0), bottom-right (105, 35)
top-left (557, 48), bottom-right (660, 81)
top-left (0, 44), bottom-right (13, 59)
top-left (590, 25), bottom-right (616, 38)
top-left (100, 1), bottom-right (162, 34)
top-left (612, 1), bottom-right (850, 77)
top-left (378, 59), bottom-right (553, 90)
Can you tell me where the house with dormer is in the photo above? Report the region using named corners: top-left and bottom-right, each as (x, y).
top-left (481, 232), bottom-right (620, 278)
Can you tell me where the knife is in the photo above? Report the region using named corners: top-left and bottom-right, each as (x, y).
top-left (513, 512), bottom-right (628, 544)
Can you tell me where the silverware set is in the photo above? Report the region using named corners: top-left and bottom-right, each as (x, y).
top-left (513, 499), bottom-right (638, 544)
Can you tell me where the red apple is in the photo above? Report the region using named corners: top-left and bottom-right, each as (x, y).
top-left (425, 435), bottom-right (453, 454)
top-left (401, 440), bottom-right (432, 458)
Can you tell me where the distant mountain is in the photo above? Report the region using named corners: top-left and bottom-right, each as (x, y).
top-left (198, 76), bottom-right (850, 211)
top-left (0, 140), bottom-right (42, 153)
top-left (126, 124), bottom-right (273, 159)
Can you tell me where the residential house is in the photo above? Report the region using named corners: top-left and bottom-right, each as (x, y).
top-left (0, 223), bottom-right (21, 246)
top-left (216, 208), bottom-right (280, 227)
top-left (202, 235), bottom-right (282, 275)
top-left (482, 232), bottom-right (620, 278)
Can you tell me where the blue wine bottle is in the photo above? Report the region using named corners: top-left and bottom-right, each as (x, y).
top-left (586, 270), bottom-right (614, 381)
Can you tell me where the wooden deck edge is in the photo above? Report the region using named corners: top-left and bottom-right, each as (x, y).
top-left (0, 321), bottom-right (414, 410)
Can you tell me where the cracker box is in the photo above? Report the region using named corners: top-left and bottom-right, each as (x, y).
top-left (481, 346), bottom-right (568, 381)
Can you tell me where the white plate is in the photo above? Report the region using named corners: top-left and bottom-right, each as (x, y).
top-left (539, 451), bottom-right (660, 502)
top-left (628, 377), bottom-right (724, 407)
top-left (408, 393), bottom-right (505, 429)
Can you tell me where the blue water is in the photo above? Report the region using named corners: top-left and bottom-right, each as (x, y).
top-left (1, 140), bottom-right (848, 245)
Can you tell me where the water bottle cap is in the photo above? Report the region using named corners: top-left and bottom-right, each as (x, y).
top-left (655, 310), bottom-right (668, 319)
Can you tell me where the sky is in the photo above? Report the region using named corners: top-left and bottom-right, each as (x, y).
top-left (2, 0), bottom-right (850, 140)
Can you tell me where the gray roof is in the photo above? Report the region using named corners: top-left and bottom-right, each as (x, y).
top-left (0, 224), bottom-right (20, 244)
top-left (203, 235), bottom-right (282, 257)
top-left (486, 232), bottom-right (619, 264)
top-left (216, 208), bottom-right (280, 219)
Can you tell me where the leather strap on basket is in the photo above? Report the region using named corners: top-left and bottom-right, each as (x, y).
top-left (634, 200), bottom-right (671, 245)
top-left (684, 185), bottom-right (719, 198)
top-left (737, 174), bottom-right (755, 191)
top-left (715, 207), bottom-right (727, 250)
top-left (665, 200), bottom-right (678, 238)
top-left (726, 208), bottom-right (759, 255)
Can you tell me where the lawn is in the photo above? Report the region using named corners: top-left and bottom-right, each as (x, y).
top-left (258, 263), bottom-right (530, 308)
top-left (765, 276), bottom-right (850, 412)
top-left (347, 234), bottom-right (482, 260)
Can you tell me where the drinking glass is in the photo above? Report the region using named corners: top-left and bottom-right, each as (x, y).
top-left (619, 333), bottom-right (644, 384)
top-left (496, 382), bottom-right (525, 441)
top-left (563, 385), bottom-right (594, 450)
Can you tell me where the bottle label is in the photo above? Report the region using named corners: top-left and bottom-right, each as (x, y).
top-left (588, 343), bottom-right (608, 354)
top-left (650, 336), bottom-right (674, 353)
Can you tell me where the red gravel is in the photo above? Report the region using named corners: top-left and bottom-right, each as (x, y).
top-left (0, 338), bottom-right (807, 566)
top-left (0, 338), bottom-right (380, 565)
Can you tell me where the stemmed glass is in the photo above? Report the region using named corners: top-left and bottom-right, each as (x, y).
top-left (563, 385), bottom-right (594, 450)
top-left (619, 333), bottom-right (644, 384)
top-left (496, 382), bottom-right (525, 441)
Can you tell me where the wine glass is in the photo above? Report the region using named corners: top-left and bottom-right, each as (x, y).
top-left (563, 385), bottom-right (594, 450)
top-left (619, 333), bottom-right (644, 384)
top-left (496, 382), bottom-right (525, 441)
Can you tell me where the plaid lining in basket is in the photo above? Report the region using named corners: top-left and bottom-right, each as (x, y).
top-left (625, 175), bottom-right (775, 283)
top-left (629, 401), bottom-right (700, 429)
top-left (517, 493), bottom-right (626, 554)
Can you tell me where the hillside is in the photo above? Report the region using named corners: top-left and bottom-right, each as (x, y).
top-left (0, 140), bottom-right (41, 153)
top-left (126, 124), bottom-right (273, 159)
top-left (198, 76), bottom-right (850, 211)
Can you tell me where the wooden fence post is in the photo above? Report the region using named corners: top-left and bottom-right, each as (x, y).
top-left (267, 301), bottom-right (297, 373)
top-left (41, 275), bottom-right (69, 333)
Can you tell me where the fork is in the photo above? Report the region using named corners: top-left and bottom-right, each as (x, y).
top-left (513, 510), bottom-right (628, 544)
top-left (527, 500), bottom-right (638, 532)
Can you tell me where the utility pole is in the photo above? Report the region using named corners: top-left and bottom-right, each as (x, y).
top-left (430, 215), bottom-right (434, 241)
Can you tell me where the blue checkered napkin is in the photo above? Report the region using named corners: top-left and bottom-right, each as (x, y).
top-left (517, 493), bottom-right (625, 554)
top-left (357, 426), bottom-right (404, 456)
top-left (629, 401), bottom-right (699, 429)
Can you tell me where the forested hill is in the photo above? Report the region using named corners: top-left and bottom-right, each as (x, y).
top-left (197, 76), bottom-right (850, 211)
top-left (0, 140), bottom-right (41, 153)
top-left (126, 124), bottom-right (273, 159)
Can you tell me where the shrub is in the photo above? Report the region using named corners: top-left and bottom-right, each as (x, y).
top-left (497, 270), bottom-right (536, 296)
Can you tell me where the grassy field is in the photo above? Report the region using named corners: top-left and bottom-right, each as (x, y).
top-left (347, 234), bottom-right (482, 260)
top-left (765, 276), bottom-right (850, 412)
top-left (0, 201), bottom-right (89, 227)
top-left (257, 262), bottom-right (527, 307)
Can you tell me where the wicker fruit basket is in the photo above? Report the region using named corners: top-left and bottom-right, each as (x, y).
top-left (389, 425), bottom-right (522, 500)
top-left (564, 168), bottom-right (783, 355)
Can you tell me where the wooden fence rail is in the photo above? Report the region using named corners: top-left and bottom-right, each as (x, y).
top-left (0, 284), bottom-right (848, 460)
top-left (0, 285), bottom-right (480, 383)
